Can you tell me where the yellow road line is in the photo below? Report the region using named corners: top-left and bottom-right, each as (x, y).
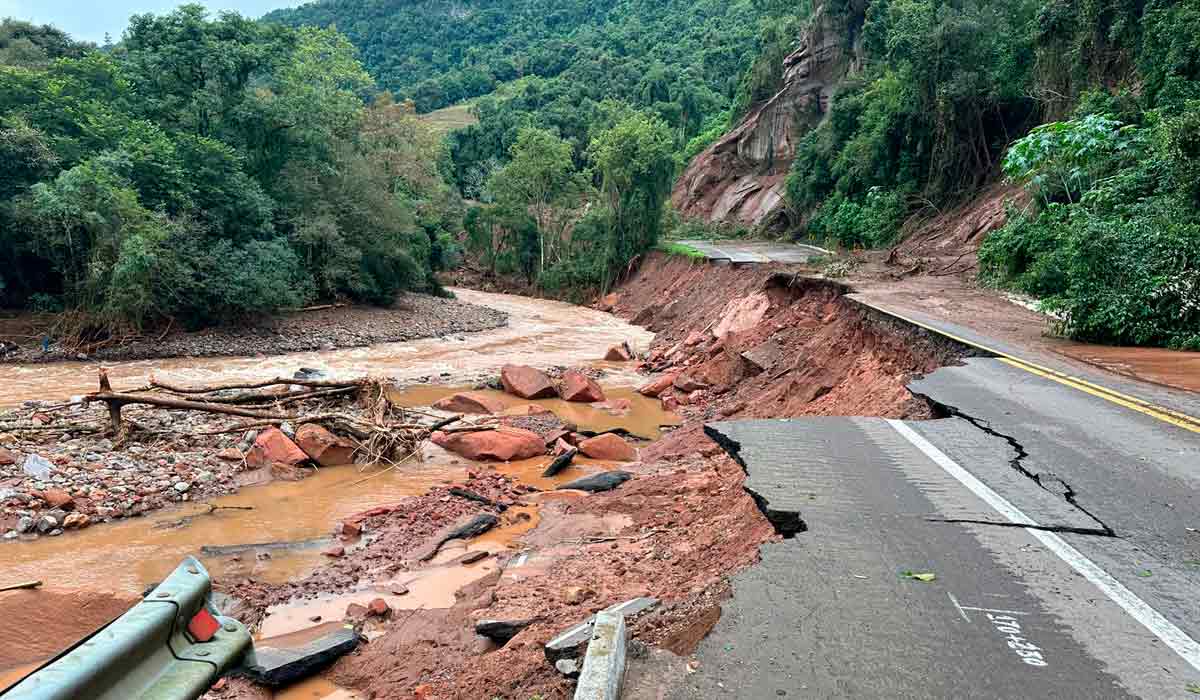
top-left (997, 358), bottom-right (1200, 434)
top-left (859, 301), bottom-right (1200, 434)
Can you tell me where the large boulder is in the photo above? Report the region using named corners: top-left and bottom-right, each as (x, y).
top-left (433, 392), bottom-right (508, 415)
top-left (500, 365), bottom-right (558, 400)
top-left (604, 342), bottom-right (635, 361)
top-left (246, 427), bottom-right (309, 469)
top-left (713, 292), bottom-right (771, 339)
top-left (637, 373), bottom-right (678, 398)
top-left (431, 427), bottom-right (547, 462)
top-left (560, 371), bottom-right (605, 403)
top-left (578, 434), bottom-right (637, 462)
top-left (295, 424), bottom-right (356, 467)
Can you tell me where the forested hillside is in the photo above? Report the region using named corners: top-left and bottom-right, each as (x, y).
top-left (267, 0), bottom-right (796, 299)
top-left (0, 7), bottom-right (457, 340)
top-left (675, 0), bottom-right (1200, 349)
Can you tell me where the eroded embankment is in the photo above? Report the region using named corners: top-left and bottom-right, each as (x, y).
top-left (609, 253), bottom-right (973, 425)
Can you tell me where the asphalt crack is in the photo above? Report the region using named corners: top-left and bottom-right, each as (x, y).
top-left (925, 518), bottom-right (1116, 537)
top-left (703, 424), bottom-right (807, 539)
top-left (919, 396), bottom-right (1118, 538)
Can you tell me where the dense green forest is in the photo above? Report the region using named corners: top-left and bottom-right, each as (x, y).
top-left (267, 0), bottom-right (794, 299)
top-left (779, 0), bottom-right (1200, 349)
top-left (0, 7), bottom-right (460, 338)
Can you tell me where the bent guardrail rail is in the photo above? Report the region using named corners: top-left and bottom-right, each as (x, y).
top-left (2, 557), bottom-right (251, 700)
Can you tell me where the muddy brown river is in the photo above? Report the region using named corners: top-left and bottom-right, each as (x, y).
top-left (0, 289), bottom-right (667, 695)
top-left (0, 288), bottom-right (654, 407)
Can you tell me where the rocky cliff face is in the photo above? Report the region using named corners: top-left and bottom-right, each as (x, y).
top-left (671, 2), bottom-right (865, 229)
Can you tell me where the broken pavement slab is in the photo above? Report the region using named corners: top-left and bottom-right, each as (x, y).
top-left (545, 597), bottom-right (658, 663)
top-left (557, 471), bottom-right (633, 494)
top-left (240, 623), bottom-right (360, 687)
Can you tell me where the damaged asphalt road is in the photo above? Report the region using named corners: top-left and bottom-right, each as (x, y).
top-left (674, 357), bottom-right (1200, 699)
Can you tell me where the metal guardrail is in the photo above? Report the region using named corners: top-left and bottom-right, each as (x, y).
top-left (2, 557), bottom-right (251, 700)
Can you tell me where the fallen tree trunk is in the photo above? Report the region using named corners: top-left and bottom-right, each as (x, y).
top-left (148, 375), bottom-right (368, 394)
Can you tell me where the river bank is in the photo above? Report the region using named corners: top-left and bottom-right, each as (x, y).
top-left (0, 292), bottom-right (508, 364)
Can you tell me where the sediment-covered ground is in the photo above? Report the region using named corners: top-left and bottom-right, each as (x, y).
top-left (0, 292), bottom-right (508, 364)
top-left (4, 258), bottom-right (968, 699)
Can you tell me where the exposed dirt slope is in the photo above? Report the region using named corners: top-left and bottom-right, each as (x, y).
top-left (609, 254), bottom-right (968, 422)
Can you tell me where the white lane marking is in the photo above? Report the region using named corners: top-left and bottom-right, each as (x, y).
top-left (960, 606), bottom-right (1030, 617)
top-left (888, 419), bottom-right (1200, 672)
top-left (947, 592), bottom-right (972, 622)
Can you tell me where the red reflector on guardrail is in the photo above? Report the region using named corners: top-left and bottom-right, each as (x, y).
top-left (188, 608), bottom-right (221, 643)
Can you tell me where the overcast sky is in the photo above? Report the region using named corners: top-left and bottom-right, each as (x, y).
top-left (0, 1), bottom-right (300, 44)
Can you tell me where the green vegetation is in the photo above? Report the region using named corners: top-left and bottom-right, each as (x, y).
top-left (0, 8), bottom-right (455, 339)
top-left (265, 0), bottom-right (794, 300)
top-left (656, 242), bottom-right (707, 261)
top-left (771, 0), bottom-right (1200, 349)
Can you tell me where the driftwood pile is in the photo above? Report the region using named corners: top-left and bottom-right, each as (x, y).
top-left (0, 369), bottom-right (462, 467)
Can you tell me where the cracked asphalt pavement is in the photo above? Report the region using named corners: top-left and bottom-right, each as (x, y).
top-left (667, 357), bottom-right (1200, 699)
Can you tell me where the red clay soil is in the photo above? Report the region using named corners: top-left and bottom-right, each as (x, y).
top-left (208, 255), bottom-right (959, 699)
top-left (330, 443), bottom-right (772, 700)
top-left (609, 254), bottom-right (964, 423)
top-left (0, 589), bottom-right (136, 669)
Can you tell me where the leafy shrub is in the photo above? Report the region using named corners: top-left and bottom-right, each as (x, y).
top-left (808, 187), bottom-right (908, 249)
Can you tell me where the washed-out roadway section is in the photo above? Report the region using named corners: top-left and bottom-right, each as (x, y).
top-left (674, 417), bottom-right (1197, 698)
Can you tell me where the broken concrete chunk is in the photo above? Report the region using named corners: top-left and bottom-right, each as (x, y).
top-left (573, 611), bottom-right (627, 700)
top-left (557, 471), bottom-right (633, 493)
top-left (242, 626), bottom-right (359, 687)
top-left (544, 597), bottom-right (658, 663)
top-left (555, 658), bottom-right (580, 678)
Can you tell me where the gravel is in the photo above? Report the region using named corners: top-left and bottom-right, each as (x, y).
top-left (2, 292), bottom-right (508, 364)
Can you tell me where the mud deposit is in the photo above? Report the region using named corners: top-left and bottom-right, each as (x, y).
top-left (2, 259), bottom-right (959, 699)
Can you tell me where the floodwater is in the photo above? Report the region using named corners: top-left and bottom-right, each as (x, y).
top-left (0, 288), bottom-right (653, 407)
top-left (2, 462), bottom-right (467, 596)
top-left (0, 287), bottom-right (668, 693)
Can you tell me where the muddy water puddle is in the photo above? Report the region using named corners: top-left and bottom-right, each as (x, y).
top-left (1053, 341), bottom-right (1200, 393)
top-left (0, 288), bottom-right (653, 407)
top-left (275, 678), bottom-right (363, 700)
top-left (390, 385), bottom-right (680, 439)
top-left (2, 463), bottom-right (465, 596)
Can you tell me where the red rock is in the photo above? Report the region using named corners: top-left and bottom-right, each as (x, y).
top-left (560, 370), bottom-right (605, 403)
top-left (0, 447), bottom-right (15, 465)
top-left (295, 424), bottom-right (356, 467)
top-left (578, 433), bottom-right (637, 462)
top-left (63, 513), bottom-right (90, 529)
top-left (245, 428), bottom-right (308, 469)
top-left (432, 391), bottom-right (508, 415)
top-left (323, 546), bottom-right (345, 558)
top-left (604, 342), bottom-right (635, 361)
top-left (674, 374), bottom-right (708, 393)
top-left (500, 365), bottom-right (558, 399)
top-left (367, 598), bottom-right (391, 618)
top-left (638, 373), bottom-right (678, 398)
top-left (562, 586), bottom-right (595, 605)
top-left (340, 521), bottom-right (362, 538)
top-left (346, 603), bottom-right (369, 621)
top-left (713, 292), bottom-right (771, 339)
top-left (212, 678), bottom-right (227, 692)
top-left (685, 330), bottom-right (709, 346)
top-left (41, 489), bottom-right (75, 510)
top-left (430, 427), bottom-right (547, 461)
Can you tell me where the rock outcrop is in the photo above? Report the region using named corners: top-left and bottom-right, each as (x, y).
top-left (671, 2), bottom-right (865, 228)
